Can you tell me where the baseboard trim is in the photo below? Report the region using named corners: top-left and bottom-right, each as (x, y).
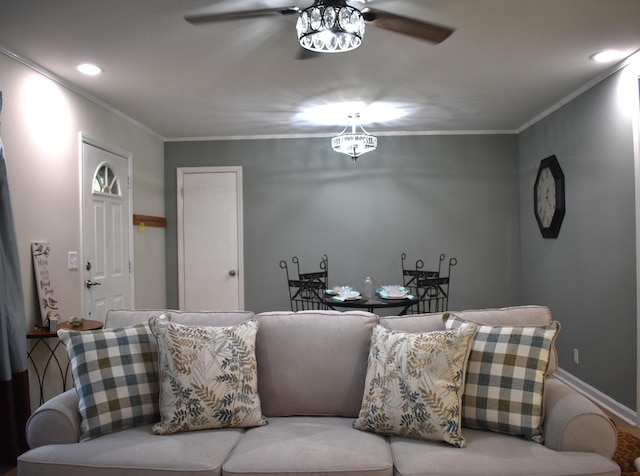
top-left (555, 368), bottom-right (637, 426)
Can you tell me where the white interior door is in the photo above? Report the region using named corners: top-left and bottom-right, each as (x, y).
top-left (82, 138), bottom-right (132, 323)
top-left (177, 166), bottom-right (244, 310)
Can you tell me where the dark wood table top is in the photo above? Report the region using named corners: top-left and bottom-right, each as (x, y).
top-left (27, 319), bottom-right (103, 338)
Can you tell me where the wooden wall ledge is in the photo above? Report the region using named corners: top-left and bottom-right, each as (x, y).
top-left (133, 214), bottom-right (166, 228)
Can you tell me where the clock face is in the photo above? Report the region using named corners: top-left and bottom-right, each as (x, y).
top-left (535, 167), bottom-right (556, 228)
top-left (533, 155), bottom-right (565, 238)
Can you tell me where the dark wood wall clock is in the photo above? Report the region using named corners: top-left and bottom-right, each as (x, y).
top-left (534, 155), bottom-right (565, 238)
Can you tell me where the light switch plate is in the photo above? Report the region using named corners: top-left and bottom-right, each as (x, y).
top-left (68, 251), bottom-right (79, 270)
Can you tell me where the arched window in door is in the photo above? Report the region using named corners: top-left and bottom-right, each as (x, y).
top-left (92, 163), bottom-right (121, 196)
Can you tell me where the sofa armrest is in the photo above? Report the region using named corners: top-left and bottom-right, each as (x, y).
top-left (26, 389), bottom-right (81, 448)
top-left (542, 376), bottom-right (617, 458)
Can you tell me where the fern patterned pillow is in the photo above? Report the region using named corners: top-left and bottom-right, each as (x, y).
top-left (354, 323), bottom-right (476, 447)
top-left (149, 316), bottom-right (267, 435)
top-left (444, 313), bottom-right (560, 442)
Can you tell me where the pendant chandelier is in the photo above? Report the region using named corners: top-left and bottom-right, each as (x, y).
top-left (296, 0), bottom-right (365, 53)
top-left (331, 114), bottom-right (377, 163)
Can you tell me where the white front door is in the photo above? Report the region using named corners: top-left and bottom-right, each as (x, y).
top-left (177, 166), bottom-right (244, 310)
top-left (81, 138), bottom-right (132, 323)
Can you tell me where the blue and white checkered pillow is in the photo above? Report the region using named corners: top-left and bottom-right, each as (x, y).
top-left (58, 323), bottom-right (159, 441)
top-left (444, 313), bottom-right (560, 442)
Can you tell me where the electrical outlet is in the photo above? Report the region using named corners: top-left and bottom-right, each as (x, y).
top-left (573, 348), bottom-right (579, 365)
top-left (68, 251), bottom-right (79, 270)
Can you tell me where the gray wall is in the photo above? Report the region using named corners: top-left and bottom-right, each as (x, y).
top-left (165, 134), bottom-right (521, 314)
top-left (165, 66), bottom-right (638, 410)
top-left (518, 69), bottom-right (637, 408)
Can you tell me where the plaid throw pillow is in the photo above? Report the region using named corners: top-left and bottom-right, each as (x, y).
top-left (58, 323), bottom-right (159, 442)
top-left (443, 313), bottom-right (560, 442)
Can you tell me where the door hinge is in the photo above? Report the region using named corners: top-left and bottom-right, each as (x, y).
top-left (129, 261), bottom-right (133, 273)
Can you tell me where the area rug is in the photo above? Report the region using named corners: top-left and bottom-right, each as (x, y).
top-left (614, 428), bottom-right (640, 475)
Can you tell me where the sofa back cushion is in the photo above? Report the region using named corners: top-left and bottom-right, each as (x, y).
top-left (105, 309), bottom-right (255, 328)
top-left (380, 306), bottom-right (557, 372)
top-left (255, 311), bottom-right (378, 417)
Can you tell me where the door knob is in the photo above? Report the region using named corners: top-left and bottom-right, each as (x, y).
top-left (86, 280), bottom-right (102, 289)
top-left (229, 270), bottom-right (237, 277)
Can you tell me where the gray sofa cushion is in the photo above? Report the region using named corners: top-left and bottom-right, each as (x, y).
top-left (223, 417), bottom-right (393, 476)
top-left (18, 423), bottom-right (244, 476)
top-left (255, 311), bottom-right (377, 417)
top-left (389, 428), bottom-right (620, 476)
top-left (104, 309), bottom-right (255, 328)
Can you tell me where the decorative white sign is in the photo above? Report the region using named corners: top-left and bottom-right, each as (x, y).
top-left (32, 241), bottom-right (61, 327)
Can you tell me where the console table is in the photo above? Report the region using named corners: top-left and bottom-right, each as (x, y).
top-left (27, 319), bottom-right (103, 405)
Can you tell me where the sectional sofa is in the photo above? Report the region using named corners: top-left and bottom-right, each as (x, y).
top-left (18, 306), bottom-right (619, 475)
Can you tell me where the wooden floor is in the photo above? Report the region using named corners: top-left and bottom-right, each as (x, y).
top-left (0, 466), bottom-right (16, 476)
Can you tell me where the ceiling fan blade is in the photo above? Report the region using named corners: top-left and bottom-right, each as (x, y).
top-left (185, 6), bottom-right (300, 24)
top-left (361, 7), bottom-right (454, 44)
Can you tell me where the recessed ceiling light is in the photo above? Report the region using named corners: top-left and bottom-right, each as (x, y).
top-left (590, 50), bottom-right (627, 63)
top-left (76, 63), bottom-right (103, 76)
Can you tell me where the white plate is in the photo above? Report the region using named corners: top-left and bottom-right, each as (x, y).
top-left (333, 286), bottom-right (354, 294)
top-left (333, 295), bottom-right (361, 301)
top-left (381, 285), bottom-right (408, 295)
top-left (382, 294), bottom-right (409, 300)
top-left (381, 285), bottom-right (406, 290)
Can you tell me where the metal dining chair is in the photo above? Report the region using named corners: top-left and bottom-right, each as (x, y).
top-left (401, 253), bottom-right (441, 313)
top-left (417, 257), bottom-right (457, 313)
top-left (401, 253), bottom-right (456, 313)
top-left (297, 254), bottom-right (328, 289)
top-left (280, 255), bottom-right (329, 311)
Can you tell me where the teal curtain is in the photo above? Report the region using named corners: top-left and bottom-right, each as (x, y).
top-left (0, 91), bottom-right (30, 464)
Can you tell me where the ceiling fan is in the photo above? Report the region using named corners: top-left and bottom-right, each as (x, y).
top-left (184, 0), bottom-right (455, 53)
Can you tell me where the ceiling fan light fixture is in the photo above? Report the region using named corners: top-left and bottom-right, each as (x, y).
top-left (331, 114), bottom-right (377, 163)
top-left (297, 1), bottom-right (364, 53)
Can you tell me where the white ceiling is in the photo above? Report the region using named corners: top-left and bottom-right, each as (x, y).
top-left (1, 0), bottom-right (639, 140)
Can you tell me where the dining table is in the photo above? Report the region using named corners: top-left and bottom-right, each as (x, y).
top-left (323, 292), bottom-right (419, 315)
